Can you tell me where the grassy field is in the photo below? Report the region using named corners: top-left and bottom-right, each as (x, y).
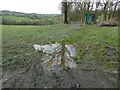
top-left (2, 24), bottom-right (118, 70)
top-left (2, 16), bottom-right (31, 22)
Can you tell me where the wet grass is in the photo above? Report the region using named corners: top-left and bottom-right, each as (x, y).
top-left (2, 24), bottom-right (118, 70)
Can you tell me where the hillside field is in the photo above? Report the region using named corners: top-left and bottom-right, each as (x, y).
top-left (2, 24), bottom-right (118, 68)
top-left (1, 24), bottom-right (118, 88)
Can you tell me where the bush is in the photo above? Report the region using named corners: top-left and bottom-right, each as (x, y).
top-left (2, 16), bottom-right (61, 25)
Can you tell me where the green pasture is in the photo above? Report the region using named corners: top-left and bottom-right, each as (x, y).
top-left (2, 24), bottom-right (118, 70)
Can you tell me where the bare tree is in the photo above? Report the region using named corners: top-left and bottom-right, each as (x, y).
top-left (61, 0), bottom-right (73, 24)
top-left (60, 0), bottom-right (119, 24)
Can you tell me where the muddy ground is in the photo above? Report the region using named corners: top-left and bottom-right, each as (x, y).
top-left (2, 53), bottom-right (118, 88)
top-left (2, 24), bottom-right (118, 88)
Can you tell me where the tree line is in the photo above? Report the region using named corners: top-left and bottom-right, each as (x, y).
top-left (2, 18), bottom-right (57, 25)
top-left (61, 0), bottom-right (119, 24)
top-left (1, 16), bottom-right (62, 25)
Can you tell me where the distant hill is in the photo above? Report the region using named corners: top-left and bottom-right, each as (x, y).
top-left (0, 10), bottom-right (61, 18)
top-left (0, 10), bottom-right (62, 25)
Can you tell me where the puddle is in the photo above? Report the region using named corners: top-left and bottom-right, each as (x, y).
top-left (33, 42), bottom-right (77, 71)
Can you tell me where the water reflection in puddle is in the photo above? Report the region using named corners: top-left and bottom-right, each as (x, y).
top-left (33, 42), bottom-right (77, 71)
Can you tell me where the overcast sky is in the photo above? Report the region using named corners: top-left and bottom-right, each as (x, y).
top-left (0, 0), bottom-right (62, 14)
